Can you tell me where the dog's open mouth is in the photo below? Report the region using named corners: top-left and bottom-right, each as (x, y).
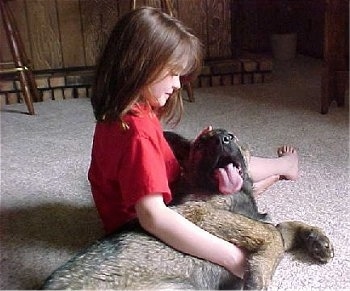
top-left (215, 156), bottom-right (243, 177)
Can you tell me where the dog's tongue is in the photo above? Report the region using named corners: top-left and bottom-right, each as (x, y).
top-left (214, 166), bottom-right (243, 195)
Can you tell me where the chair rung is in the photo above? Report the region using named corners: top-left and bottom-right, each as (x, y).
top-left (0, 66), bottom-right (28, 75)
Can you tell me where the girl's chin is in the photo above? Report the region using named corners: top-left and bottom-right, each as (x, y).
top-left (157, 97), bottom-right (169, 107)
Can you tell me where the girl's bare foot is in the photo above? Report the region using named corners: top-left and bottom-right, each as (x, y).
top-left (277, 145), bottom-right (299, 180)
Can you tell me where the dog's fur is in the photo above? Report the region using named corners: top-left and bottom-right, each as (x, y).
top-left (42, 129), bottom-right (334, 290)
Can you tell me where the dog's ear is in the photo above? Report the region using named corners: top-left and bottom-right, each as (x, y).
top-left (164, 131), bottom-right (191, 166)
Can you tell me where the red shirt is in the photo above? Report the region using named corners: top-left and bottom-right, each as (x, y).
top-left (88, 105), bottom-right (180, 234)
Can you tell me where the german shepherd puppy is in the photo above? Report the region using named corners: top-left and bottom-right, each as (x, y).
top-left (42, 128), bottom-right (333, 290)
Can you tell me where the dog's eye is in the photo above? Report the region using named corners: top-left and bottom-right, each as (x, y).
top-left (222, 135), bottom-right (231, 144)
top-left (228, 133), bottom-right (238, 142)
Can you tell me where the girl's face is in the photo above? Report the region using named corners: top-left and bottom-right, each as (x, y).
top-left (148, 72), bottom-right (181, 108)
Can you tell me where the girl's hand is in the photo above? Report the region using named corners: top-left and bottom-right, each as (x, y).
top-left (193, 125), bottom-right (213, 143)
top-left (198, 125), bottom-right (213, 136)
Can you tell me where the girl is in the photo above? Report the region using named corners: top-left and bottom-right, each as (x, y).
top-left (88, 6), bottom-right (298, 279)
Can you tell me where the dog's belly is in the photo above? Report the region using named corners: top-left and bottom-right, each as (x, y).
top-left (42, 227), bottom-right (231, 290)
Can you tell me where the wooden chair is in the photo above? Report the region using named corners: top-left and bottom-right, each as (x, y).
top-left (0, 0), bottom-right (41, 115)
top-left (321, 0), bottom-right (349, 114)
top-left (131, 0), bottom-right (195, 102)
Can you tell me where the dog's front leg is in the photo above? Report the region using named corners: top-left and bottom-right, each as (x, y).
top-left (276, 221), bottom-right (334, 263)
top-left (243, 232), bottom-right (284, 290)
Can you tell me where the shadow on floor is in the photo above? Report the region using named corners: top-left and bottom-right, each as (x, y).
top-left (1, 202), bottom-right (104, 250)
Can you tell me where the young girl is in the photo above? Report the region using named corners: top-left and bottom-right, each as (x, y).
top-left (88, 6), bottom-right (298, 280)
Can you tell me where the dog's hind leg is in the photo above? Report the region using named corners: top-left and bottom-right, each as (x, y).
top-left (276, 221), bottom-right (334, 263)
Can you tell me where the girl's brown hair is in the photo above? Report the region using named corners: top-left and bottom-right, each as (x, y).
top-left (91, 6), bottom-right (203, 124)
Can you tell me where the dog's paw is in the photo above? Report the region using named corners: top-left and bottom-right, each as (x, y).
top-left (301, 228), bottom-right (334, 263)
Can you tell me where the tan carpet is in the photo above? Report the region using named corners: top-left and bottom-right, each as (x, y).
top-left (1, 56), bottom-right (349, 289)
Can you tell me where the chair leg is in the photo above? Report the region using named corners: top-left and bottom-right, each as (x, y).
top-left (335, 70), bottom-right (349, 107)
top-left (183, 82), bottom-right (195, 102)
top-left (0, 0), bottom-right (39, 114)
top-left (17, 69), bottom-right (36, 114)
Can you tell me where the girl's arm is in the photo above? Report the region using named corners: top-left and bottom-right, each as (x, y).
top-left (135, 194), bottom-right (246, 278)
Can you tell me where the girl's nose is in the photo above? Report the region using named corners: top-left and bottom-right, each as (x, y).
top-left (173, 75), bottom-right (181, 89)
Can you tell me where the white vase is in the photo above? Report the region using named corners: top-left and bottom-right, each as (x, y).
top-left (270, 33), bottom-right (297, 61)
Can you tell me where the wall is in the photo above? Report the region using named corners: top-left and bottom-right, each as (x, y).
top-left (0, 0), bottom-right (233, 71)
top-left (0, 0), bottom-right (326, 72)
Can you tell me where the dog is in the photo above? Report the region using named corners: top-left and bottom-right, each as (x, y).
top-left (42, 128), bottom-right (334, 290)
